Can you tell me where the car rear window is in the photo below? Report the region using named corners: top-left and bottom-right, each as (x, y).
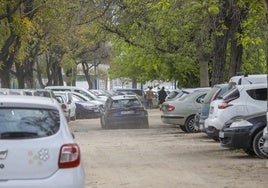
top-left (222, 87), bottom-right (240, 100)
top-left (111, 99), bottom-right (141, 108)
top-left (0, 108), bottom-right (60, 139)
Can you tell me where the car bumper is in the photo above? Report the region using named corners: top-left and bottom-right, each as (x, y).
top-left (0, 165), bottom-right (85, 188)
top-left (205, 126), bottom-right (220, 140)
top-left (106, 115), bottom-right (148, 128)
top-left (205, 117), bottom-right (223, 139)
top-left (205, 117), bottom-right (223, 130)
top-left (219, 126), bottom-right (252, 149)
top-left (161, 115), bottom-right (185, 125)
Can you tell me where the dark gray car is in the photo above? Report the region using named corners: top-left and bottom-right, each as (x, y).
top-left (195, 84), bottom-right (229, 132)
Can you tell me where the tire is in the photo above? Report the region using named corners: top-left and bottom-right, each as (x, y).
top-left (179, 125), bottom-right (188, 133)
top-left (252, 130), bottom-right (268, 159)
top-left (185, 115), bottom-right (197, 133)
top-left (243, 148), bottom-right (256, 156)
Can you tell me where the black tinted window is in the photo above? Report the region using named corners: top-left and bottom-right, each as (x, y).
top-left (0, 108), bottom-right (60, 139)
top-left (246, 88), bottom-right (267, 101)
top-left (111, 99), bottom-right (141, 108)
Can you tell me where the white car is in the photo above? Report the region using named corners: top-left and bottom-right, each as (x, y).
top-left (161, 88), bottom-right (210, 133)
top-left (205, 83), bottom-right (267, 140)
top-left (45, 86), bottom-right (106, 103)
top-left (54, 91), bottom-right (76, 121)
top-left (0, 95), bottom-right (85, 188)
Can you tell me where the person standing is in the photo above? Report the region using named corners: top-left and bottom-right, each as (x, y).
top-left (158, 86), bottom-right (167, 109)
top-left (146, 87), bottom-right (154, 109)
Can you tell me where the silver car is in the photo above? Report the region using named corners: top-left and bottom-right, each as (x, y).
top-left (161, 88), bottom-right (210, 133)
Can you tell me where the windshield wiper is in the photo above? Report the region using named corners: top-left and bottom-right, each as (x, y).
top-left (0, 132), bottom-right (38, 139)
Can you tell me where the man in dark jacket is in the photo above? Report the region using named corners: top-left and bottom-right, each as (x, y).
top-left (158, 87), bottom-right (167, 109)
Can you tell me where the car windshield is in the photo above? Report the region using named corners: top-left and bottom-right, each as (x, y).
top-left (0, 108), bottom-right (60, 139)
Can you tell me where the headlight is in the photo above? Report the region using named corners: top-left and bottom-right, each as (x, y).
top-left (229, 120), bottom-right (253, 128)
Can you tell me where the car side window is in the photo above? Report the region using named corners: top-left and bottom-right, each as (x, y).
top-left (247, 88), bottom-right (267, 101)
top-left (196, 94), bottom-right (206, 103)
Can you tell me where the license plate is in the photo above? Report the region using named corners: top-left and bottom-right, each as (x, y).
top-left (121, 111), bottom-right (134, 115)
top-left (219, 131), bottom-right (224, 138)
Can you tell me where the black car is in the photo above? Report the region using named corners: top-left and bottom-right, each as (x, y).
top-left (219, 112), bottom-right (268, 158)
top-left (100, 95), bottom-right (149, 129)
top-left (71, 93), bottom-right (101, 119)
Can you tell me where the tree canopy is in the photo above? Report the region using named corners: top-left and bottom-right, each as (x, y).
top-left (0, 0), bottom-right (267, 89)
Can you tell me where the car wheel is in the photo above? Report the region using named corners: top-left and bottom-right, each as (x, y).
top-left (252, 130), bottom-right (268, 159)
top-left (243, 148), bottom-right (256, 156)
top-left (185, 115), bottom-right (197, 133)
top-left (179, 125), bottom-right (188, 133)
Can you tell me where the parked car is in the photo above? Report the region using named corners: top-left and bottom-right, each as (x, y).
top-left (100, 95), bottom-right (149, 129)
top-left (45, 86), bottom-right (106, 103)
top-left (54, 91), bottom-right (76, 121)
top-left (0, 88), bottom-right (10, 95)
top-left (161, 88), bottom-right (210, 133)
top-left (195, 84), bottom-right (229, 132)
top-left (165, 88), bottom-right (208, 102)
top-left (228, 74), bottom-right (267, 86)
top-left (219, 112), bottom-right (268, 158)
top-left (205, 83), bottom-right (267, 140)
top-left (0, 95), bottom-right (85, 188)
top-left (71, 93), bottom-right (101, 119)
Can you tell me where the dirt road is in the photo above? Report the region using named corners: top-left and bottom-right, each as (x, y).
top-left (69, 109), bottom-right (268, 188)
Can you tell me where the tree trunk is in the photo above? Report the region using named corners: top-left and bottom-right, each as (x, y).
top-left (132, 78), bottom-right (137, 88)
top-left (0, 67), bottom-right (11, 88)
top-left (228, 3), bottom-right (247, 79)
top-left (199, 60), bottom-right (209, 87)
top-left (211, 0), bottom-right (231, 85)
top-left (82, 61), bottom-right (93, 89)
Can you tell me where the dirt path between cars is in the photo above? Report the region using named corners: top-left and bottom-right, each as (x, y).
top-left (69, 109), bottom-right (268, 188)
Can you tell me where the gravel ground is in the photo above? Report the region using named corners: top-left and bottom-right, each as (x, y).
top-left (69, 109), bottom-right (268, 188)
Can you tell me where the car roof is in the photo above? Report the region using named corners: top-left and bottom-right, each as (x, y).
top-left (0, 95), bottom-right (59, 109)
top-left (236, 83), bottom-right (267, 89)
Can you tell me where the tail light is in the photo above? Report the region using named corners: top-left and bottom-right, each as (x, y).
top-left (165, 104), bottom-right (175, 111)
top-left (61, 104), bottom-right (67, 110)
top-left (59, 144), bottom-right (81, 168)
top-left (218, 97), bottom-right (236, 109)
